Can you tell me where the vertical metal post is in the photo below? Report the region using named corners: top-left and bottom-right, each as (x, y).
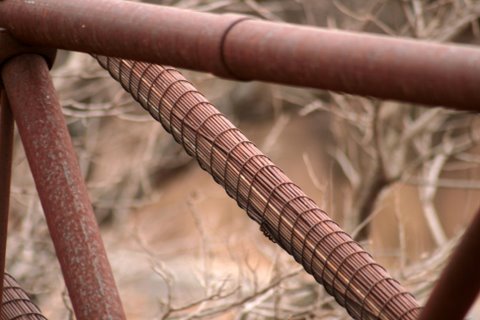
top-left (1, 54), bottom-right (126, 320)
top-left (0, 90), bottom-right (13, 316)
top-left (419, 208), bottom-right (480, 320)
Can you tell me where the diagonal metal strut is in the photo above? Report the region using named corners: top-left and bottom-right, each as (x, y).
top-left (95, 55), bottom-right (421, 320)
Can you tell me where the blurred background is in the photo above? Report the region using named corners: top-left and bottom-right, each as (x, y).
top-left (6, 0), bottom-right (480, 319)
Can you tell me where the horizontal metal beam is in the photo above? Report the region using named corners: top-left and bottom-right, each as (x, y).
top-left (0, 0), bottom-right (480, 111)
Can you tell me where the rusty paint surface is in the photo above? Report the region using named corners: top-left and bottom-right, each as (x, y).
top-left (0, 0), bottom-right (480, 111)
top-left (1, 273), bottom-right (47, 319)
top-left (0, 90), bottom-right (13, 315)
top-left (0, 0), bottom-right (242, 78)
top-left (0, 29), bottom-right (56, 71)
top-left (419, 207), bottom-right (480, 320)
top-left (1, 54), bottom-right (126, 320)
top-left (95, 55), bottom-right (422, 320)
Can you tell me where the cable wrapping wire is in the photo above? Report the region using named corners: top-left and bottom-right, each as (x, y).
top-left (95, 55), bottom-right (421, 320)
top-left (1, 273), bottom-right (47, 320)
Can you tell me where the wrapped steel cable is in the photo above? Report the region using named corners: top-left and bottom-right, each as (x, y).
top-left (95, 55), bottom-right (421, 320)
top-left (1, 273), bottom-right (47, 320)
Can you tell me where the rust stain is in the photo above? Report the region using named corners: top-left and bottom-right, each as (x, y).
top-left (94, 55), bottom-right (422, 320)
top-left (0, 0), bottom-right (479, 110)
top-left (419, 207), bottom-right (480, 320)
top-left (1, 54), bottom-right (125, 320)
top-left (0, 90), bottom-right (14, 315)
top-left (1, 273), bottom-right (47, 319)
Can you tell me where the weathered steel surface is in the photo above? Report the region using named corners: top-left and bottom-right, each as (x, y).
top-left (0, 91), bottom-right (13, 315)
top-left (0, 0), bottom-right (242, 78)
top-left (1, 0), bottom-right (480, 111)
top-left (419, 207), bottom-right (480, 320)
top-left (95, 55), bottom-right (422, 320)
top-left (0, 28), bottom-right (56, 70)
top-left (1, 54), bottom-right (126, 320)
top-left (1, 273), bottom-right (47, 320)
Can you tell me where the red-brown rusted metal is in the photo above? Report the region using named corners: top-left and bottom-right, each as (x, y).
top-left (0, 90), bottom-right (13, 317)
top-left (0, 30), bottom-right (56, 317)
top-left (418, 207), bottom-right (480, 320)
top-left (96, 55), bottom-right (422, 320)
top-left (0, 1), bottom-right (479, 319)
top-left (0, 28), bottom-right (56, 71)
top-left (1, 273), bottom-right (47, 320)
top-left (1, 0), bottom-right (480, 111)
top-left (1, 54), bottom-right (126, 320)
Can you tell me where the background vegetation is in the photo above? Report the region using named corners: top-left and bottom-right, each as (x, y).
top-left (6, 0), bottom-right (480, 318)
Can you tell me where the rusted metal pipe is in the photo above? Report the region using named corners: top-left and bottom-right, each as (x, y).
top-left (1, 0), bottom-right (480, 111)
top-left (1, 54), bottom-right (126, 320)
top-left (96, 55), bottom-right (422, 320)
top-left (1, 273), bottom-right (47, 320)
top-left (0, 90), bottom-right (13, 316)
top-left (418, 208), bottom-right (480, 320)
